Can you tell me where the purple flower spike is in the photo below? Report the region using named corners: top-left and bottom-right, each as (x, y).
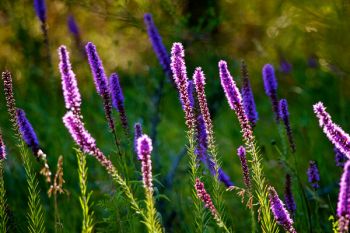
top-left (85, 42), bottom-right (115, 132)
top-left (307, 161), bottom-right (320, 189)
top-left (58, 45), bottom-right (81, 115)
top-left (137, 134), bottom-right (154, 192)
top-left (284, 174), bottom-right (296, 218)
top-left (241, 60), bottom-right (258, 127)
top-left (134, 123), bottom-right (143, 160)
top-left (195, 178), bottom-right (219, 219)
top-left (337, 160), bottom-right (350, 232)
top-left (219, 60), bottom-right (253, 143)
top-left (63, 111), bottom-right (115, 173)
top-left (262, 64), bottom-right (279, 121)
top-left (34, 0), bottom-right (46, 23)
top-left (170, 42), bottom-right (195, 131)
top-left (67, 15), bottom-right (79, 36)
top-left (109, 73), bottom-right (129, 135)
top-left (313, 102), bottom-right (350, 159)
top-left (16, 109), bottom-right (40, 156)
top-left (335, 147), bottom-right (348, 168)
top-left (2, 71), bottom-right (18, 132)
top-left (237, 146), bottom-right (251, 189)
top-left (193, 67), bottom-right (214, 147)
top-left (0, 131), bottom-right (6, 160)
top-left (279, 99), bottom-right (296, 153)
top-left (279, 59), bottom-right (292, 74)
top-left (187, 80), bottom-right (195, 108)
top-left (268, 186), bottom-right (297, 233)
top-left (144, 13), bottom-right (172, 79)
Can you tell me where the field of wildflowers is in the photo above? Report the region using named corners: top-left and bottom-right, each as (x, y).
top-left (1, 0), bottom-right (350, 232)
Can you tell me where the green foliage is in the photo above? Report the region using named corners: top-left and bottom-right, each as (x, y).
top-left (0, 161), bottom-right (8, 233)
top-left (76, 150), bottom-right (94, 233)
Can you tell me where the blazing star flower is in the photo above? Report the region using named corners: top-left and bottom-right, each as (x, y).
top-left (337, 160), bottom-right (350, 232)
top-left (284, 174), bottom-right (296, 217)
top-left (67, 15), bottom-right (80, 36)
top-left (2, 71), bottom-right (18, 132)
top-left (195, 178), bottom-right (219, 220)
top-left (240, 60), bottom-right (258, 127)
top-left (279, 99), bottom-right (296, 153)
top-left (219, 60), bottom-right (253, 143)
top-left (144, 13), bottom-right (172, 79)
top-left (313, 102), bottom-right (350, 159)
top-left (279, 59), bottom-right (292, 74)
top-left (137, 134), bottom-right (154, 192)
top-left (335, 147), bottom-right (348, 168)
top-left (307, 161), bottom-right (320, 189)
top-left (170, 42), bottom-right (195, 131)
top-left (262, 64), bottom-right (279, 121)
top-left (134, 123), bottom-right (143, 160)
top-left (58, 45), bottom-right (81, 115)
top-left (193, 67), bottom-right (214, 147)
top-left (237, 146), bottom-right (251, 189)
top-left (85, 42), bottom-right (115, 132)
top-left (16, 109), bottom-right (40, 156)
top-left (268, 186), bottom-right (297, 233)
top-left (109, 73), bottom-right (129, 135)
top-left (0, 131), bottom-right (6, 160)
top-left (63, 111), bottom-right (115, 174)
top-left (34, 0), bottom-right (46, 23)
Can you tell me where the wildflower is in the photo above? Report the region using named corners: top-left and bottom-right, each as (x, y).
top-left (58, 45), bottom-right (81, 115)
top-left (137, 135), bottom-right (154, 193)
top-left (240, 60), bottom-right (258, 127)
top-left (284, 174), bottom-right (296, 217)
top-left (170, 42), bottom-right (195, 132)
top-left (16, 109), bottom-right (40, 156)
top-left (187, 80), bottom-right (195, 108)
top-left (307, 161), bottom-right (320, 189)
top-left (337, 160), bottom-right (350, 233)
top-left (237, 146), bottom-right (251, 189)
top-left (2, 71), bottom-right (18, 132)
top-left (262, 64), bottom-right (279, 121)
top-left (219, 60), bottom-right (253, 143)
top-left (279, 59), bottom-right (292, 74)
top-left (109, 73), bottom-right (129, 135)
top-left (85, 42), bottom-right (115, 132)
top-left (34, 0), bottom-right (46, 24)
top-left (63, 111), bottom-right (115, 174)
top-left (143, 13), bottom-right (172, 78)
top-left (134, 123), bottom-right (143, 160)
top-left (195, 178), bottom-right (219, 220)
top-left (335, 147), bottom-right (347, 168)
top-left (313, 102), bottom-right (350, 159)
top-left (67, 15), bottom-right (80, 36)
top-left (279, 99), bottom-right (296, 153)
top-left (0, 131), bottom-right (6, 160)
top-left (268, 186), bottom-right (297, 233)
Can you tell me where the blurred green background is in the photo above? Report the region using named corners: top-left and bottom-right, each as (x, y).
top-left (0, 0), bottom-right (350, 232)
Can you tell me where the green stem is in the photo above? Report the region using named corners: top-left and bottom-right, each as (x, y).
top-left (0, 161), bottom-right (8, 233)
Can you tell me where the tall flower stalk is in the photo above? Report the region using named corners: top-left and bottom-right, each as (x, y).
top-left (262, 64), bottom-right (279, 121)
top-left (0, 130), bottom-right (8, 232)
top-left (137, 135), bottom-right (163, 233)
top-left (279, 99), bottom-right (296, 153)
top-left (219, 61), bottom-right (278, 233)
top-left (337, 160), bottom-right (350, 233)
top-left (2, 71), bottom-right (46, 233)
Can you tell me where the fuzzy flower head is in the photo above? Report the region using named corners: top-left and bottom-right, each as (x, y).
top-left (16, 109), bottom-right (40, 155)
top-left (219, 60), bottom-right (253, 143)
top-left (262, 64), bottom-right (279, 121)
top-left (240, 60), bottom-right (258, 127)
top-left (2, 71), bottom-right (18, 132)
top-left (268, 186), bottom-right (296, 233)
top-left (58, 45), bottom-right (81, 114)
top-left (34, 0), bottom-right (46, 23)
top-left (337, 160), bottom-right (350, 232)
top-left (170, 42), bottom-right (195, 131)
top-left (335, 147), bottom-right (348, 168)
top-left (195, 178), bottom-right (219, 219)
top-left (313, 102), bottom-right (350, 159)
top-left (0, 131), bottom-right (6, 160)
top-left (279, 99), bottom-right (296, 153)
top-left (137, 134), bottom-right (154, 192)
top-left (237, 146), bottom-right (251, 189)
top-left (67, 15), bottom-right (80, 36)
top-left (284, 174), bottom-right (296, 217)
top-left (144, 13), bottom-right (172, 78)
top-left (307, 161), bottom-right (320, 189)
